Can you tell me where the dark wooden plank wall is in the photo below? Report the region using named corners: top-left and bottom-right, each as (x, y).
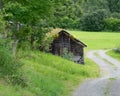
top-left (51, 31), bottom-right (84, 64)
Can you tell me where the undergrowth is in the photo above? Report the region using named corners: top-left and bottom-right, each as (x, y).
top-left (0, 44), bottom-right (24, 86)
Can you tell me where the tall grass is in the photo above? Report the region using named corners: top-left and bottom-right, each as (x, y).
top-left (15, 50), bottom-right (99, 96)
top-left (1, 30), bottom-right (120, 96)
top-left (0, 80), bottom-right (35, 96)
top-left (107, 45), bottom-right (120, 61)
top-left (0, 45), bottom-right (24, 85)
top-left (0, 48), bottom-right (100, 96)
top-left (3, 30), bottom-right (120, 96)
top-left (107, 50), bottom-right (120, 61)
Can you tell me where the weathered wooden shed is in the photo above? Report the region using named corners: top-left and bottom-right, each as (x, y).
top-left (49, 29), bottom-right (87, 64)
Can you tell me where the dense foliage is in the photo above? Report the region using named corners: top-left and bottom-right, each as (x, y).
top-left (80, 0), bottom-right (120, 31)
top-left (104, 18), bottom-right (120, 31)
top-left (53, 0), bottom-right (82, 29)
top-left (0, 0), bottom-right (58, 86)
top-left (0, 41), bottom-right (24, 85)
top-left (53, 0), bottom-right (120, 31)
top-left (0, 0), bottom-right (59, 55)
top-left (80, 9), bottom-right (108, 31)
top-left (114, 45), bottom-right (120, 53)
top-left (0, 0), bottom-right (120, 53)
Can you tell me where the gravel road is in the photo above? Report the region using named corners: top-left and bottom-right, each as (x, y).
top-left (73, 50), bottom-right (120, 96)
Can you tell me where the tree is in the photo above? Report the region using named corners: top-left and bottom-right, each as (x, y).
top-left (80, 9), bottom-right (108, 31)
top-left (3, 2), bottom-right (30, 56)
top-left (80, 0), bottom-right (120, 31)
top-left (2, 0), bottom-right (56, 54)
top-left (0, 13), bottom-right (5, 34)
top-left (53, 0), bottom-right (82, 29)
top-left (104, 17), bottom-right (120, 31)
top-left (106, 0), bottom-right (120, 13)
top-left (81, 0), bottom-right (109, 13)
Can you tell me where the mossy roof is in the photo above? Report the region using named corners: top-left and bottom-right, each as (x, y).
top-left (47, 28), bottom-right (87, 47)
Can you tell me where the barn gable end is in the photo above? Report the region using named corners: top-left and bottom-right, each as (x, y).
top-left (50, 30), bottom-right (87, 64)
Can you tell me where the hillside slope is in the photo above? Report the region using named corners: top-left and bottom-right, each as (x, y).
top-left (0, 50), bottom-right (99, 96)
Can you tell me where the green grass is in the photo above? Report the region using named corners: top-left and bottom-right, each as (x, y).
top-left (0, 79), bottom-right (35, 96)
top-left (0, 50), bottom-right (99, 96)
top-left (20, 51), bottom-right (99, 96)
top-left (69, 31), bottom-right (120, 50)
top-left (2, 30), bottom-right (120, 96)
top-left (107, 50), bottom-right (120, 61)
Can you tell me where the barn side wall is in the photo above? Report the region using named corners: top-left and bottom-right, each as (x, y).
top-left (50, 31), bottom-right (85, 64)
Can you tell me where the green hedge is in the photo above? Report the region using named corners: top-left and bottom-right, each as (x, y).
top-left (80, 9), bottom-right (108, 31)
top-left (104, 18), bottom-right (120, 31)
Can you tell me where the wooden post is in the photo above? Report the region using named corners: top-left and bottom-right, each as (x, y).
top-left (81, 48), bottom-right (84, 64)
top-left (12, 39), bottom-right (19, 57)
top-left (68, 36), bottom-right (71, 52)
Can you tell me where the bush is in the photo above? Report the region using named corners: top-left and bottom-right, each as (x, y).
top-left (39, 37), bottom-right (54, 52)
top-left (18, 41), bottom-right (31, 50)
top-left (114, 45), bottom-right (120, 53)
top-left (61, 48), bottom-right (73, 61)
top-left (111, 12), bottom-right (120, 19)
top-left (0, 14), bottom-right (5, 33)
top-left (80, 9), bottom-right (108, 31)
top-left (104, 18), bottom-right (120, 31)
top-left (0, 44), bottom-right (25, 85)
top-left (39, 28), bottom-right (61, 52)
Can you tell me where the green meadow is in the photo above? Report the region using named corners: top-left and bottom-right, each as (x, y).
top-left (21, 51), bottom-right (100, 96)
top-left (1, 30), bottom-right (120, 96)
top-left (0, 50), bottom-right (99, 96)
top-left (107, 50), bottom-right (120, 61)
top-left (69, 31), bottom-right (120, 50)
top-left (69, 30), bottom-right (120, 62)
top-left (1, 1), bottom-right (120, 96)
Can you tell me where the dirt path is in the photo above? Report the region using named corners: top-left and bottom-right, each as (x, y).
top-left (73, 50), bottom-right (120, 96)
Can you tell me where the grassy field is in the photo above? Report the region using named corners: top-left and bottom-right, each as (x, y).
top-left (69, 30), bottom-right (120, 63)
top-left (0, 50), bottom-right (99, 96)
top-left (69, 31), bottom-right (120, 50)
top-left (107, 50), bottom-right (120, 61)
top-left (1, 30), bottom-right (120, 96)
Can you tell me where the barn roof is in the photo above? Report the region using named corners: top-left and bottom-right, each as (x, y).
top-left (48, 28), bottom-right (87, 47)
top-left (60, 30), bottom-right (87, 47)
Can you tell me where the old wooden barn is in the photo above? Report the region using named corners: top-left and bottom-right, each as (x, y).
top-left (49, 29), bottom-right (87, 64)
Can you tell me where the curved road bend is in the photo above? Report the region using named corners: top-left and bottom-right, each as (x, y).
top-left (73, 50), bottom-right (120, 96)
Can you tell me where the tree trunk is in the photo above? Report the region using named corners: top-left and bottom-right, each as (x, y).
top-left (12, 22), bottom-right (20, 56)
top-left (0, 0), bottom-right (2, 9)
top-left (81, 48), bottom-right (84, 64)
top-left (30, 26), bottom-right (35, 50)
top-left (30, 35), bottom-right (34, 50)
top-left (12, 39), bottom-right (19, 57)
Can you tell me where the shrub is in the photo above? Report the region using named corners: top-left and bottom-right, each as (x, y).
top-left (18, 41), bottom-right (31, 50)
top-left (39, 37), bottom-right (54, 52)
top-left (111, 12), bottom-right (120, 19)
top-left (0, 43), bottom-right (25, 85)
top-left (39, 28), bottom-right (61, 52)
top-left (80, 9), bottom-right (108, 31)
top-left (61, 48), bottom-right (73, 61)
top-left (114, 45), bottom-right (120, 53)
top-left (0, 14), bottom-right (5, 33)
top-left (104, 18), bottom-right (120, 31)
